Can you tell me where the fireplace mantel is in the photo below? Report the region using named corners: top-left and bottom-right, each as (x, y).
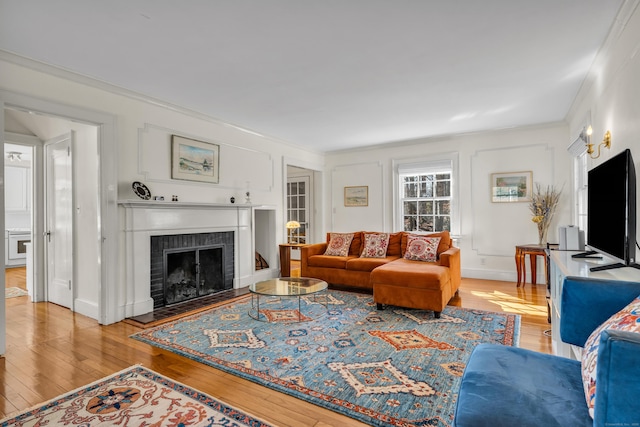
top-left (118, 199), bottom-right (253, 209)
top-left (118, 200), bottom-right (264, 318)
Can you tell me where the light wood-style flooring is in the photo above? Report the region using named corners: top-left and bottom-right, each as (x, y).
top-left (1, 265), bottom-right (550, 425)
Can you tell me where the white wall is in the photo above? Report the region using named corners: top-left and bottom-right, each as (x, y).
top-left (0, 0), bottom-right (638, 317)
top-left (329, 161), bottom-right (385, 232)
top-left (325, 123), bottom-right (573, 282)
top-left (0, 54), bottom-right (324, 323)
top-left (567, 4), bottom-right (640, 203)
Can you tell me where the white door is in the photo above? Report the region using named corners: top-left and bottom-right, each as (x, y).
top-left (45, 133), bottom-right (74, 308)
top-left (287, 176), bottom-right (310, 245)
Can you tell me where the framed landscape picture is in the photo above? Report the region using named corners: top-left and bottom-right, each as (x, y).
top-left (171, 135), bottom-right (220, 184)
top-left (491, 171), bottom-right (532, 203)
top-left (344, 186), bottom-right (368, 207)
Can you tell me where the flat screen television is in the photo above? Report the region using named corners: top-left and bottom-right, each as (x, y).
top-left (582, 148), bottom-right (638, 271)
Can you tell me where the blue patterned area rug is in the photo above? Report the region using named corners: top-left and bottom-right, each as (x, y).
top-left (0, 365), bottom-right (274, 427)
top-left (132, 290), bottom-right (520, 427)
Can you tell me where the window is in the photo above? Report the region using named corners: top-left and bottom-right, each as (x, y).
top-left (398, 159), bottom-right (453, 233)
top-left (574, 151), bottom-right (588, 233)
top-left (567, 127), bottom-right (589, 234)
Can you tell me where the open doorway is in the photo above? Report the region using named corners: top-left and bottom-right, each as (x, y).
top-left (4, 137), bottom-right (35, 299)
top-left (0, 91), bottom-right (119, 356)
top-left (3, 108), bottom-right (100, 310)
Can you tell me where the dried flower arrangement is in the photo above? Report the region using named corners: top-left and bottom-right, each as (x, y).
top-left (529, 184), bottom-right (562, 245)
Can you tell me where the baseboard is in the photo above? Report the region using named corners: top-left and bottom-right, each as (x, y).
top-left (74, 298), bottom-right (99, 320)
top-left (462, 268), bottom-right (546, 284)
top-left (462, 268), bottom-right (513, 282)
top-left (123, 297), bottom-right (155, 319)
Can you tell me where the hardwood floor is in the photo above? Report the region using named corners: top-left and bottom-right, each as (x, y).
top-left (4, 267), bottom-right (26, 290)
top-left (1, 266), bottom-right (550, 425)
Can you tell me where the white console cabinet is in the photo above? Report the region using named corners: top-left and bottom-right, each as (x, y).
top-left (549, 250), bottom-right (640, 360)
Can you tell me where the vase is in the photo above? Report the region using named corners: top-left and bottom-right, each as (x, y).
top-left (538, 224), bottom-right (548, 246)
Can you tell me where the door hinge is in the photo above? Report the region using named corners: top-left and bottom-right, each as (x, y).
top-left (68, 280), bottom-right (72, 290)
top-left (67, 146), bottom-right (71, 156)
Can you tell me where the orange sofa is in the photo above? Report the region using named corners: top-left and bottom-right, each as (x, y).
top-left (300, 231), bottom-right (460, 318)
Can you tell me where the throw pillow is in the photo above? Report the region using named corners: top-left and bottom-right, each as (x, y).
top-left (324, 232), bottom-right (355, 257)
top-left (360, 233), bottom-right (390, 258)
top-left (401, 230), bottom-right (451, 257)
top-left (403, 235), bottom-right (441, 262)
top-left (581, 295), bottom-right (640, 418)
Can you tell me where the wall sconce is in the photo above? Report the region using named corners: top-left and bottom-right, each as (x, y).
top-left (285, 221), bottom-right (300, 244)
top-left (6, 151), bottom-right (22, 161)
top-left (580, 126), bottom-right (611, 159)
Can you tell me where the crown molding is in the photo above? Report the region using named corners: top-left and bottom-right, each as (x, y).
top-left (0, 49), bottom-right (323, 155)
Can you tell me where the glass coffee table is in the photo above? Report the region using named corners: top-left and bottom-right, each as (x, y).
top-left (248, 277), bottom-right (328, 322)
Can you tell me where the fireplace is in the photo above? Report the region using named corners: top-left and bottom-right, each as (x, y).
top-left (150, 232), bottom-right (234, 309)
top-left (119, 201), bottom-right (277, 320)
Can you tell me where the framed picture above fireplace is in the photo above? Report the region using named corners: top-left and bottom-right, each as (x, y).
top-left (171, 135), bottom-right (220, 184)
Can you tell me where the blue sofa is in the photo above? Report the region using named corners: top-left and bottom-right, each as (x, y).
top-left (453, 277), bottom-right (640, 427)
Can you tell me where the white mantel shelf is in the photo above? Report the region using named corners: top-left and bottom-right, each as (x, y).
top-left (118, 200), bottom-right (255, 209)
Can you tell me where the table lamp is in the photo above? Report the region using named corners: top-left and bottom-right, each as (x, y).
top-left (286, 221), bottom-right (300, 243)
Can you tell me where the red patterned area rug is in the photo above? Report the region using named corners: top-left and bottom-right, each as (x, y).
top-left (132, 290), bottom-right (520, 427)
top-left (0, 365), bottom-right (275, 427)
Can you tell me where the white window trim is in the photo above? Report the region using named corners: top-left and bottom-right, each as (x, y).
top-left (392, 152), bottom-right (460, 235)
top-left (568, 127), bottom-right (589, 232)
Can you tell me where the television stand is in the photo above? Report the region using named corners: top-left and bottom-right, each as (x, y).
top-left (590, 262), bottom-right (640, 272)
top-left (590, 262), bottom-right (625, 272)
top-left (571, 251), bottom-right (603, 259)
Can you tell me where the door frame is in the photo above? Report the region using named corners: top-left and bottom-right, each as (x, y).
top-left (0, 90), bottom-right (119, 328)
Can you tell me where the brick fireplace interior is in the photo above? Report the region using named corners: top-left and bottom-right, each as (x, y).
top-left (150, 231), bottom-right (235, 309)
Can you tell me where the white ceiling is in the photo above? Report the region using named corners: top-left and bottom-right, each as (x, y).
top-left (0, 1), bottom-right (625, 152)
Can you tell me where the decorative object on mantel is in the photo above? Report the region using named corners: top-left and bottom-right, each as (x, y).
top-left (286, 220), bottom-right (300, 243)
top-left (529, 183), bottom-right (562, 245)
top-left (230, 196), bottom-right (235, 203)
top-left (172, 195), bottom-right (178, 202)
top-left (171, 135), bottom-right (220, 184)
top-left (131, 181), bottom-right (151, 200)
top-left (245, 191), bottom-right (251, 204)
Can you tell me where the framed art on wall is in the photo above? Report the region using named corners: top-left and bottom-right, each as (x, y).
top-left (344, 186), bottom-right (368, 207)
top-left (171, 135), bottom-right (220, 184)
top-left (491, 171), bottom-right (532, 203)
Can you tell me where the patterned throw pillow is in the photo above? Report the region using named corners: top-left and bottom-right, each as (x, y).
top-left (403, 235), bottom-right (441, 262)
top-left (360, 233), bottom-right (390, 258)
top-left (581, 295), bottom-right (640, 418)
top-left (324, 233), bottom-right (355, 257)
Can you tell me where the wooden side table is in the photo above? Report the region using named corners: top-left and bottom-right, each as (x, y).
top-left (515, 243), bottom-right (548, 287)
top-left (279, 243), bottom-right (305, 277)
